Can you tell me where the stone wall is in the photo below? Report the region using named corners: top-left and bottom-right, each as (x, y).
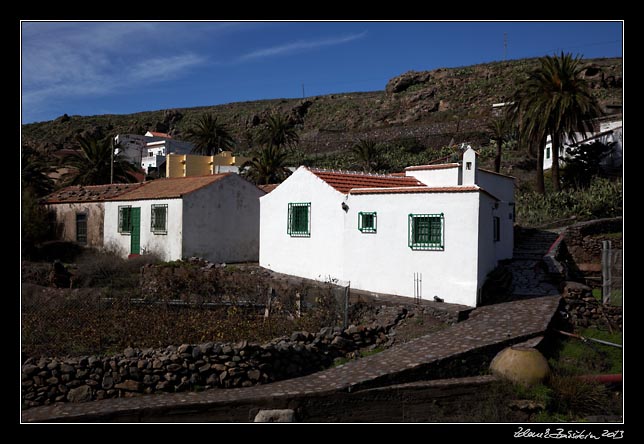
top-left (563, 217), bottom-right (622, 264)
top-left (22, 308), bottom-right (409, 409)
top-left (561, 281), bottom-right (622, 331)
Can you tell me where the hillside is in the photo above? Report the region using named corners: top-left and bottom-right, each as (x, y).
top-left (22, 57), bottom-right (622, 164)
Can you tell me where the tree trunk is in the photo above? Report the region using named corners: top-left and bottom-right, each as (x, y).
top-left (551, 133), bottom-right (561, 192)
top-left (494, 139), bottom-right (502, 172)
top-left (535, 138), bottom-right (546, 195)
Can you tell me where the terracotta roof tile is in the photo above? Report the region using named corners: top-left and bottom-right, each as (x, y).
top-left (404, 163), bottom-right (460, 171)
top-left (349, 185), bottom-right (500, 201)
top-left (307, 168), bottom-right (423, 194)
top-left (350, 185), bottom-right (479, 195)
top-left (147, 131), bottom-right (172, 139)
top-left (113, 174), bottom-right (231, 201)
top-left (258, 184), bottom-right (279, 193)
top-left (44, 183), bottom-right (145, 204)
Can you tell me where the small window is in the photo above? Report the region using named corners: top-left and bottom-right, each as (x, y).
top-left (288, 203), bottom-right (310, 237)
top-left (466, 162), bottom-right (472, 170)
top-left (118, 205), bottom-right (132, 234)
top-left (358, 212), bottom-right (377, 233)
top-left (493, 216), bottom-right (500, 242)
top-left (546, 147), bottom-right (551, 159)
top-left (76, 213), bottom-right (87, 244)
top-left (409, 213), bottom-right (444, 250)
top-left (151, 204), bottom-right (168, 234)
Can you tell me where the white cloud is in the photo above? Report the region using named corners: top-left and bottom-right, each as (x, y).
top-left (237, 31), bottom-right (367, 62)
top-left (21, 22), bottom-right (206, 116)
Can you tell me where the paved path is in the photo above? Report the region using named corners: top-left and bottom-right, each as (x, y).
top-left (21, 295), bottom-right (561, 422)
top-left (508, 229), bottom-right (562, 298)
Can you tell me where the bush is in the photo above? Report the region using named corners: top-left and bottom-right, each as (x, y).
top-left (516, 178), bottom-right (622, 227)
top-left (72, 248), bottom-right (160, 292)
top-left (548, 375), bottom-right (611, 416)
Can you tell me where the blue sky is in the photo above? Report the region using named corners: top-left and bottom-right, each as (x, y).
top-left (21, 21), bottom-right (623, 124)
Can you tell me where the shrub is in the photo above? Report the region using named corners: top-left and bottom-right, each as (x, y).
top-left (548, 375), bottom-right (611, 417)
top-left (516, 178), bottom-right (622, 227)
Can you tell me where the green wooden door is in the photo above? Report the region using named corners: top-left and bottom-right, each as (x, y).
top-left (130, 207), bottom-right (141, 255)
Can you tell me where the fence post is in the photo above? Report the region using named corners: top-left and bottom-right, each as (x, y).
top-left (343, 284), bottom-right (350, 329)
top-left (602, 240), bottom-right (611, 305)
top-left (264, 286), bottom-right (273, 320)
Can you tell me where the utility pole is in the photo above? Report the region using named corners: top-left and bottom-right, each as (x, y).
top-left (503, 33), bottom-right (508, 61)
top-left (302, 83), bottom-right (305, 99)
top-left (110, 137), bottom-right (115, 184)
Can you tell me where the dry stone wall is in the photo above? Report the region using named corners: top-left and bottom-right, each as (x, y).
top-left (563, 218), bottom-right (622, 264)
top-left (561, 281), bottom-right (622, 331)
top-left (22, 308), bottom-right (409, 409)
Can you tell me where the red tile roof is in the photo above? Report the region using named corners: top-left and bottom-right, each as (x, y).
top-left (404, 163), bottom-right (460, 171)
top-left (113, 174), bottom-right (231, 201)
top-left (258, 184), bottom-right (279, 194)
top-left (44, 183), bottom-right (145, 204)
top-left (350, 185), bottom-right (477, 195)
top-left (349, 185), bottom-right (500, 201)
top-left (147, 131), bottom-right (172, 139)
top-left (307, 168), bottom-right (423, 194)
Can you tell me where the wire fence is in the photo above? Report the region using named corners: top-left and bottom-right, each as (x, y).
top-left (602, 241), bottom-right (622, 307)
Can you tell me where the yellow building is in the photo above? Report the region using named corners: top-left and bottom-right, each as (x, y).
top-left (166, 152), bottom-right (251, 178)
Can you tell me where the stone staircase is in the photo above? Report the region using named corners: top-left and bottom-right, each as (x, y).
top-left (507, 228), bottom-right (562, 299)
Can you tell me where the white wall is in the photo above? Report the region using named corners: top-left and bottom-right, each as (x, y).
top-left (477, 193), bottom-right (501, 303)
top-left (405, 166), bottom-right (460, 186)
top-left (103, 199), bottom-right (184, 260)
top-left (260, 167), bottom-right (345, 283)
top-left (343, 191), bottom-right (482, 307)
top-left (182, 174), bottom-right (263, 263)
top-left (476, 171), bottom-right (515, 261)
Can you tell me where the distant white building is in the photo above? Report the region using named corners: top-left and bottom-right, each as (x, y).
top-left (259, 147), bottom-right (515, 307)
top-left (114, 132), bottom-right (195, 174)
top-left (543, 116), bottom-right (622, 172)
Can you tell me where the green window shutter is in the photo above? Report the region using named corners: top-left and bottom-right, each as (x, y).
top-left (118, 206), bottom-right (132, 234)
top-left (288, 203), bottom-right (311, 237)
top-left (358, 212), bottom-right (377, 233)
top-left (151, 204), bottom-right (168, 234)
top-left (409, 213), bottom-right (444, 250)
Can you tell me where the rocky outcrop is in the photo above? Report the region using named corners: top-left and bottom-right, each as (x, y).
top-left (385, 70), bottom-right (432, 94)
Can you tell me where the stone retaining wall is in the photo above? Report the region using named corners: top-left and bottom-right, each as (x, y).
top-left (562, 217), bottom-right (622, 265)
top-left (561, 281), bottom-right (622, 331)
top-left (22, 308), bottom-right (409, 409)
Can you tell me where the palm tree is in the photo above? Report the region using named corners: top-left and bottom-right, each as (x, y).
top-left (62, 135), bottom-right (139, 186)
top-left (21, 144), bottom-right (55, 196)
top-left (487, 117), bottom-right (510, 173)
top-left (240, 144), bottom-right (291, 185)
top-left (257, 113), bottom-right (299, 151)
top-left (511, 52), bottom-right (602, 192)
top-left (185, 114), bottom-right (235, 155)
top-left (350, 139), bottom-right (382, 173)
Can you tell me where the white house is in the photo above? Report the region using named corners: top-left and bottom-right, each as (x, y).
top-left (104, 174), bottom-right (265, 262)
top-left (114, 133), bottom-right (195, 174)
top-left (543, 116), bottom-right (622, 171)
top-left (259, 148), bottom-right (514, 307)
